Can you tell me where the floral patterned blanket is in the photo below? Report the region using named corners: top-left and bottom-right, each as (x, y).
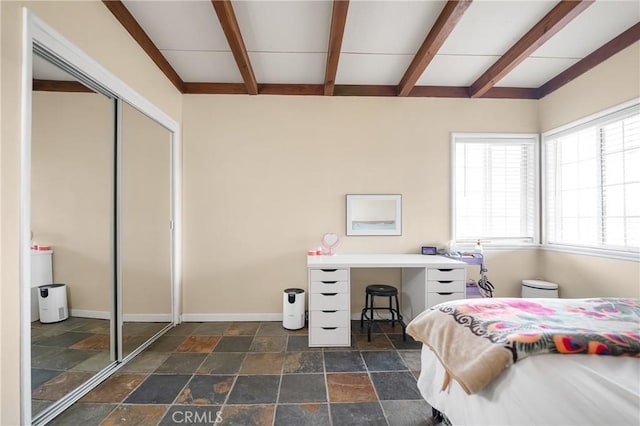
top-left (406, 297), bottom-right (640, 394)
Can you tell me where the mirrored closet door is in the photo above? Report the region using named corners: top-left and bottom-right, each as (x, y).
top-left (30, 51), bottom-right (116, 419)
top-left (120, 102), bottom-right (173, 357)
top-left (24, 12), bottom-right (180, 425)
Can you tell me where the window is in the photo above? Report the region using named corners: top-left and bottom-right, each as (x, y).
top-left (543, 102), bottom-right (639, 257)
top-left (452, 133), bottom-right (538, 246)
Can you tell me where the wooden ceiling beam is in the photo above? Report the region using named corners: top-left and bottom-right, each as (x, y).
top-left (324, 0), bottom-right (350, 96)
top-left (397, 0), bottom-right (472, 97)
top-left (184, 82), bottom-right (538, 99)
top-left (183, 83), bottom-right (248, 95)
top-left (211, 0), bottom-right (258, 95)
top-left (260, 84), bottom-right (324, 96)
top-left (333, 85), bottom-right (399, 97)
top-left (538, 22), bottom-right (640, 99)
top-left (469, 0), bottom-right (593, 98)
top-left (102, 0), bottom-right (184, 92)
top-left (33, 79), bottom-right (95, 93)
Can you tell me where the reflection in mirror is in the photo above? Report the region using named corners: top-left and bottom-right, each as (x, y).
top-left (346, 194), bottom-right (402, 236)
top-left (30, 53), bottom-right (115, 416)
top-left (121, 102), bottom-right (173, 355)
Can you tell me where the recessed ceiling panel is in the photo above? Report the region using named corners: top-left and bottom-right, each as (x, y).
top-left (161, 50), bottom-right (242, 83)
top-left (123, 1), bottom-right (229, 51)
top-left (439, 0), bottom-right (557, 55)
top-left (341, 1), bottom-right (446, 54)
top-left (496, 57), bottom-right (581, 88)
top-left (417, 54), bottom-right (500, 87)
top-left (532, 1), bottom-right (640, 58)
top-left (248, 52), bottom-right (327, 84)
top-left (336, 54), bottom-right (413, 85)
top-left (233, 1), bottom-right (332, 53)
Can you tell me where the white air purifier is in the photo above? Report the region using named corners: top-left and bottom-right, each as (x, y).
top-left (283, 288), bottom-right (305, 330)
top-left (38, 284), bottom-right (69, 323)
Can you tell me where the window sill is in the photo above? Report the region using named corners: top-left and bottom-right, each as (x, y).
top-left (454, 243), bottom-right (540, 252)
top-left (541, 244), bottom-right (640, 262)
top-left (455, 243), bottom-right (639, 262)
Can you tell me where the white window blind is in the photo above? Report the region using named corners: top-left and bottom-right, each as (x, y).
top-left (452, 134), bottom-right (538, 244)
top-left (544, 103), bottom-right (640, 254)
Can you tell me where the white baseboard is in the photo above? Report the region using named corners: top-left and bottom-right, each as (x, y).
top-left (70, 309), bottom-right (111, 320)
top-left (70, 310), bottom-right (172, 322)
top-left (123, 313), bottom-right (173, 322)
top-left (181, 313), bottom-right (283, 322)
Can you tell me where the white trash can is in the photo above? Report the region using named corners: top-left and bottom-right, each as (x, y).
top-left (283, 288), bottom-right (305, 330)
top-left (38, 284), bottom-right (69, 323)
top-left (521, 279), bottom-right (559, 298)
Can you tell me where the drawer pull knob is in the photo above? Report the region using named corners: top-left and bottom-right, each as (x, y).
top-left (322, 310), bottom-right (337, 313)
top-left (321, 281), bottom-right (338, 284)
top-left (321, 327), bottom-right (337, 330)
top-left (321, 292), bottom-right (338, 296)
top-left (438, 268), bottom-right (453, 272)
top-left (438, 280), bottom-right (454, 284)
top-left (321, 269), bottom-right (338, 272)
top-left (437, 292), bottom-right (454, 295)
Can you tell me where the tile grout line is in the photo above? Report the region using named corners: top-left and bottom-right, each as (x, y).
top-left (270, 333), bottom-right (287, 426)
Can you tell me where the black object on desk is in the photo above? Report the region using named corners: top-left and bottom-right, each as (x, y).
top-left (421, 246), bottom-right (437, 255)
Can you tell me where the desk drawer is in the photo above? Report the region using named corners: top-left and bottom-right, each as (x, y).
top-left (309, 268), bottom-right (349, 282)
top-left (310, 281), bottom-right (349, 294)
top-left (309, 327), bottom-right (350, 347)
top-left (427, 268), bottom-right (465, 281)
top-left (310, 292), bottom-right (349, 311)
top-left (309, 310), bottom-right (350, 328)
top-left (427, 280), bottom-right (465, 293)
top-left (427, 292), bottom-right (464, 308)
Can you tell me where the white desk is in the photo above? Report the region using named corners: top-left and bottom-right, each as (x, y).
top-left (306, 254), bottom-right (466, 347)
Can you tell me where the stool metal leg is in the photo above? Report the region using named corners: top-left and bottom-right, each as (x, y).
top-left (394, 294), bottom-right (407, 341)
top-left (369, 296), bottom-right (374, 328)
top-left (389, 296), bottom-right (395, 327)
top-left (360, 293), bottom-right (369, 329)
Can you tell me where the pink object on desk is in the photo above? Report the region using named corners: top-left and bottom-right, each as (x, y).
top-left (321, 233), bottom-right (340, 256)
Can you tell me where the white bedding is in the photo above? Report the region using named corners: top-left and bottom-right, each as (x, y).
top-left (418, 345), bottom-right (640, 426)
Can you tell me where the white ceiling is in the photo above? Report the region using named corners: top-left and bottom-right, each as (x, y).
top-left (34, 1), bottom-right (640, 94)
top-left (122, 0), bottom-right (639, 89)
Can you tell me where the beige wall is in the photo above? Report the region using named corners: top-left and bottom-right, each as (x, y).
top-left (1, 2), bottom-right (181, 424)
top-left (32, 91), bottom-right (113, 313)
top-left (539, 251), bottom-right (640, 298)
top-left (121, 103), bottom-right (172, 316)
top-left (182, 95), bottom-right (540, 315)
top-left (537, 41), bottom-right (640, 298)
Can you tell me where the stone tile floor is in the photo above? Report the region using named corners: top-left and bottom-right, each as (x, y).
top-left (45, 320), bottom-right (435, 426)
top-left (32, 317), bottom-right (168, 415)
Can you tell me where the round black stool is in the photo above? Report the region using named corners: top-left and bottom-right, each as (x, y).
top-left (360, 284), bottom-right (406, 342)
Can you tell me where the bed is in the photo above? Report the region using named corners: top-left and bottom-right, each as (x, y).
top-left (406, 297), bottom-right (640, 426)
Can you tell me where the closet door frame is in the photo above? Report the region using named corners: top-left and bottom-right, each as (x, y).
top-left (20, 9), bottom-right (182, 425)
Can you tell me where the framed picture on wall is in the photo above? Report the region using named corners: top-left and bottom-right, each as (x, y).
top-left (346, 194), bottom-right (402, 236)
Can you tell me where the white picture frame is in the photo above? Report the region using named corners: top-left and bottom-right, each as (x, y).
top-left (346, 194), bottom-right (402, 236)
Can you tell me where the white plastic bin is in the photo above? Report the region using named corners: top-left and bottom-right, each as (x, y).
top-left (283, 288), bottom-right (305, 330)
top-left (38, 284), bottom-right (69, 323)
top-left (521, 279), bottom-right (559, 298)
